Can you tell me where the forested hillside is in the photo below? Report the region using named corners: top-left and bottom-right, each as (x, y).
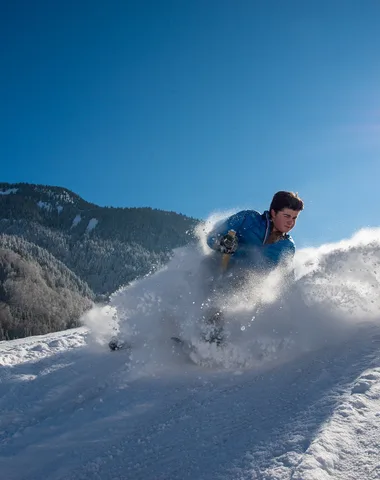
top-left (0, 183), bottom-right (198, 295)
top-left (0, 183), bottom-right (198, 339)
top-left (0, 235), bottom-right (94, 339)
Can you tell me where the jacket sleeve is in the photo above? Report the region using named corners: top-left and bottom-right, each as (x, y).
top-left (206, 211), bottom-right (247, 252)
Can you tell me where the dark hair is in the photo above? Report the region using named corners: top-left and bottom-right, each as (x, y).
top-left (269, 191), bottom-right (304, 213)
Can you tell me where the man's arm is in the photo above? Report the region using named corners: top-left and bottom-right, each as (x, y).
top-left (206, 211), bottom-right (247, 251)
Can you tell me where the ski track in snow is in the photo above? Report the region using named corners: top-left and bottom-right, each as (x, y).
top-left (1, 325), bottom-right (380, 479)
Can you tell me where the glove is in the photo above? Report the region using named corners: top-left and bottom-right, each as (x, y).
top-left (220, 232), bottom-right (238, 254)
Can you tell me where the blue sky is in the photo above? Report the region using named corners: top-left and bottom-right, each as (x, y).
top-left (2, 0), bottom-right (380, 247)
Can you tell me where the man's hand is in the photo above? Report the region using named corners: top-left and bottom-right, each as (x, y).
top-left (220, 232), bottom-right (238, 254)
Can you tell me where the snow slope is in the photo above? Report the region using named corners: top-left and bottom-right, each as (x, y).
top-left (1, 226), bottom-right (380, 480)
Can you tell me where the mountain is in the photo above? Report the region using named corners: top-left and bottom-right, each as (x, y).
top-left (0, 235), bottom-right (94, 339)
top-left (1, 189), bottom-right (379, 478)
top-left (0, 182), bottom-right (198, 339)
top-left (0, 182), bottom-right (198, 296)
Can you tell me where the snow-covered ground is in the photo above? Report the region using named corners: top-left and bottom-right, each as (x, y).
top-left (1, 226), bottom-right (380, 480)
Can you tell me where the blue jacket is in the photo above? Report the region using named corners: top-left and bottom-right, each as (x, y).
top-left (206, 210), bottom-right (295, 271)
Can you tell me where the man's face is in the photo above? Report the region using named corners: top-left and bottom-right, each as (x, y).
top-left (271, 208), bottom-right (300, 234)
